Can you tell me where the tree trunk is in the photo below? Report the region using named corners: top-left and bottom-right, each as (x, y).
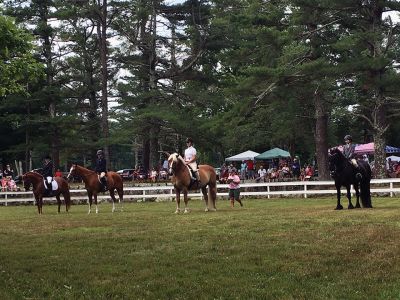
top-left (314, 91), bottom-right (330, 180)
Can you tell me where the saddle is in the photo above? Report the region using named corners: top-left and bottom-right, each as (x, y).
top-left (43, 177), bottom-right (58, 197)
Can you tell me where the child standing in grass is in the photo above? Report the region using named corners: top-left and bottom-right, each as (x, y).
top-left (227, 168), bottom-right (243, 208)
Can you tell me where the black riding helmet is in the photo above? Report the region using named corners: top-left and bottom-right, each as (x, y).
top-left (344, 135), bottom-right (352, 142)
top-left (97, 149), bottom-right (103, 156)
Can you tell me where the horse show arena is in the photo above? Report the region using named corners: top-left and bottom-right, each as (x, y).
top-left (1, 197), bottom-right (400, 299)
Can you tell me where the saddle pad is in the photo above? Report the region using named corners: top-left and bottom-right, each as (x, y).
top-left (43, 179), bottom-right (59, 191)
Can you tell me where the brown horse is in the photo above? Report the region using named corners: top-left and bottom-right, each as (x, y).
top-left (67, 164), bottom-right (123, 214)
top-left (168, 153), bottom-right (217, 213)
top-left (22, 171), bottom-right (71, 214)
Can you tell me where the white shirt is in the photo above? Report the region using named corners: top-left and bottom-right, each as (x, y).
top-left (258, 168), bottom-right (267, 177)
top-left (184, 146), bottom-right (197, 162)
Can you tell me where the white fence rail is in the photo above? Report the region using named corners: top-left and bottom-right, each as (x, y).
top-left (1, 178), bottom-right (400, 206)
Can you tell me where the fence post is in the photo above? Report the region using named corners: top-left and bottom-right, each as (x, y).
top-left (267, 185), bottom-right (270, 199)
top-left (304, 184), bottom-right (307, 198)
top-left (143, 189), bottom-right (146, 202)
top-left (5, 193), bottom-right (7, 206)
top-left (390, 182), bottom-right (393, 197)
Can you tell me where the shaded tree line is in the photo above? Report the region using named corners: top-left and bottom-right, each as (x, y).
top-left (1, 0), bottom-right (399, 179)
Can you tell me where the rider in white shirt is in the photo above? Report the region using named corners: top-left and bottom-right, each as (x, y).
top-left (184, 137), bottom-right (199, 181)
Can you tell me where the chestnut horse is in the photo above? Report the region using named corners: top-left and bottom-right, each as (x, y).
top-left (22, 171), bottom-right (71, 214)
top-left (168, 153), bottom-right (217, 213)
top-left (67, 164), bottom-right (123, 214)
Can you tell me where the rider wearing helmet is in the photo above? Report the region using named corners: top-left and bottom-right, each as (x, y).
top-left (343, 135), bottom-right (356, 159)
top-left (184, 138), bottom-right (199, 181)
top-left (39, 155), bottom-right (54, 196)
top-left (95, 149), bottom-right (107, 191)
top-left (343, 135), bottom-right (362, 179)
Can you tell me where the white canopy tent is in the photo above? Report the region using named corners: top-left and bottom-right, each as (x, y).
top-left (387, 155), bottom-right (400, 162)
top-left (225, 150), bottom-right (260, 162)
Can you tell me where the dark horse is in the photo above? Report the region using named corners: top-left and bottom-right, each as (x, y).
top-left (22, 171), bottom-right (71, 214)
top-left (167, 153), bottom-right (217, 213)
top-left (328, 148), bottom-right (372, 210)
top-left (67, 164), bottom-right (123, 214)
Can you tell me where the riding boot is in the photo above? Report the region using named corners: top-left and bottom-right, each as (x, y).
top-left (355, 167), bottom-right (362, 180)
top-left (101, 177), bottom-right (108, 192)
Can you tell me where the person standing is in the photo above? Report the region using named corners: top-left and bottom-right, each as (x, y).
top-left (184, 137), bottom-right (198, 181)
top-left (227, 168), bottom-right (243, 208)
top-left (95, 149), bottom-right (108, 191)
top-left (240, 160), bottom-right (247, 180)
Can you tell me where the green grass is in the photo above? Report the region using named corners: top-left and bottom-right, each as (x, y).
top-left (1, 197), bottom-right (400, 299)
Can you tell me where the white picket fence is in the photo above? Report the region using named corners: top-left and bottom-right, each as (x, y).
top-left (1, 178), bottom-right (400, 206)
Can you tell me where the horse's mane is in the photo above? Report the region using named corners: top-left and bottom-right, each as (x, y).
top-left (24, 171), bottom-right (43, 179)
top-left (168, 153), bottom-right (186, 165)
top-left (330, 148), bottom-right (345, 159)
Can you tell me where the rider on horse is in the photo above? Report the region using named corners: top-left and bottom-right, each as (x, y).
top-left (39, 155), bottom-right (54, 196)
top-left (343, 135), bottom-right (362, 179)
top-left (184, 137), bottom-right (199, 182)
top-left (95, 149), bottom-right (108, 191)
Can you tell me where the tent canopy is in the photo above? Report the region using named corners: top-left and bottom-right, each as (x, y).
top-left (225, 150), bottom-right (260, 162)
top-left (255, 148), bottom-right (291, 160)
top-left (354, 142), bottom-right (400, 154)
top-left (387, 155), bottom-right (400, 162)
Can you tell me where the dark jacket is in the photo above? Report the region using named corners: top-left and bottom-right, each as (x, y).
top-left (40, 161), bottom-right (53, 177)
top-left (95, 157), bottom-right (107, 174)
top-left (343, 143), bottom-right (356, 159)
top-left (3, 168), bottom-right (14, 178)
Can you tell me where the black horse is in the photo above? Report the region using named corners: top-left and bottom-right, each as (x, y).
top-left (328, 148), bottom-right (372, 210)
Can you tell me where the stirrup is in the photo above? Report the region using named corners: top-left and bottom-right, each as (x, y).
top-left (356, 172), bottom-right (362, 180)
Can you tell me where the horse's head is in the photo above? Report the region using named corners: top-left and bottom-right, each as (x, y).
top-left (22, 173), bottom-right (33, 191)
top-left (168, 153), bottom-right (182, 175)
top-left (328, 148), bottom-right (343, 177)
top-left (67, 164), bottom-right (77, 181)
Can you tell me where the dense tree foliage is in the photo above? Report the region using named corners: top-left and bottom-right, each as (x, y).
top-left (1, 0), bottom-right (399, 178)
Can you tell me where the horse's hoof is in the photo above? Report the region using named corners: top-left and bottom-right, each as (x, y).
top-left (208, 208), bottom-right (217, 212)
top-left (335, 205), bottom-right (343, 210)
top-left (348, 205), bottom-right (354, 209)
top-left (355, 205), bottom-right (361, 209)
top-left (184, 208), bottom-right (191, 214)
top-left (204, 208), bottom-right (209, 212)
top-left (174, 209), bottom-right (180, 214)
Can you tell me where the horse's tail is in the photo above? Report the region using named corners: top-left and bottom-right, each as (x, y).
top-left (360, 179), bottom-right (372, 208)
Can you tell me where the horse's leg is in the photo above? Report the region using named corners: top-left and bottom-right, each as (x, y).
top-left (354, 182), bottom-right (361, 208)
top-left (94, 193), bottom-right (99, 214)
top-left (346, 185), bottom-right (354, 209)
top-left (109, 189), bottom-right (117, 213)
top-left (56, 194), bottom-right (61, 213)
top-left (209, 183), bottom-right (217, 211)
top-left (183, 190), bottom-right (190, 213)
top-left (201, 187), bottom-right (209, 212)
top-left (39, 197), bottom-right (43, 214)
top-left (175, 190), bottom-right (181, 214)
top-left (335, 184), bottom-right (343, 210)
top-left (117, 187), bottom-right (123, 212)
top-left (36, 196), bottom-right (40, 214)
top-left (87, 191), bottom-right (93, 214)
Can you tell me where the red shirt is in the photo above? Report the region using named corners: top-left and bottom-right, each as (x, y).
top-left (246, 160), bottom-right (254, 170)
top-left (55, 171), bottom-right (63, 177)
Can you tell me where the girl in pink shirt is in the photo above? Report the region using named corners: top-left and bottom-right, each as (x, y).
top-left (227, 169), bottom-right (243, 208)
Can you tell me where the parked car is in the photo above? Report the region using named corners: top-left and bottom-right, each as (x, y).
top-left (117, 169), bottom-right (135, 180)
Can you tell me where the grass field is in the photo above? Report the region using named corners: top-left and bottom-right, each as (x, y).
top-left (1, 197), bottom-right (400, 299)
